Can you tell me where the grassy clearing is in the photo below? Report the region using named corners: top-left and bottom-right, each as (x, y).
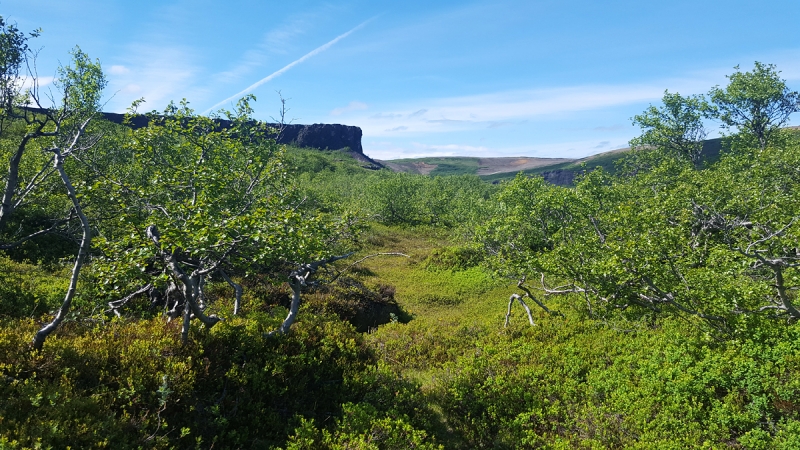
top-left (355, 224), bottom-right (510, 325)
top-left (349, 224), bottom-right (567, 386)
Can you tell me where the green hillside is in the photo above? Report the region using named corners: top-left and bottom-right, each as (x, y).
top-left (381, 137), bottom-right (729, 184)
top-left (379, 156), bottom-right (484, 176)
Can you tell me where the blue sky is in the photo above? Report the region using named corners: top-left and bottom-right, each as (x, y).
top-left (4, 0), bottom-right (800, 160)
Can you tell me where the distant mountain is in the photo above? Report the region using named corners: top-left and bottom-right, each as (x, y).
top-left (379, 138), bottom-right (726, 185)
top-left (377, 156), bottom-right (574, 177)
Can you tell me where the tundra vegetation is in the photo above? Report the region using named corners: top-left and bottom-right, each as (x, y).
top-left (2, 18), bottom-right (800, 449)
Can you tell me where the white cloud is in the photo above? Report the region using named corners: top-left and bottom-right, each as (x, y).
top-left (18, 75), bottom-right (55, 91)
top-left (108, 65), bottom-right (129, 75)
top-left (104, 44), bottom-right (202, 113)
top-left (349, 74), bottom-right (723, 139)
top-left (330, 101), bottom-right (368, 116)
top-left (120, 84), bottom-right (142, 94)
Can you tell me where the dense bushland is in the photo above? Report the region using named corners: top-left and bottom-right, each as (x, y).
top-left (2, 16), bottom-right (800, 448)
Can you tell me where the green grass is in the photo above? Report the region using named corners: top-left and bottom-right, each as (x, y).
top-left (385, 157), bottom-right (484, 176)
top-left (354, 224), bottom-right (511, 323)
top-left (284, 146), bottom-right (378, 175)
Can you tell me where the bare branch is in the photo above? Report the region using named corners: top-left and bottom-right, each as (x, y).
top-left (505, 293), bottom-right (535, 327)
top-left (106, 284), bottom-right (153, 317)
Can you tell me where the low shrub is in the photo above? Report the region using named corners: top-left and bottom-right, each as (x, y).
top-left (0, 311), bottom-right (411, 448)
top-left (0, 256), bottom-right (66, 318)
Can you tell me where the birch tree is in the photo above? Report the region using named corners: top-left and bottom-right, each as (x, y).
top-left (91, 98), bottom-right (353, 343)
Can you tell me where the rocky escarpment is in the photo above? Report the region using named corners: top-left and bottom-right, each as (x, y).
top-left (276, 123), bottom-right (380, 168)
top-left (540, 169), bottom-right (577, 186)
top-left (96, 111), bottom-right (380, 168)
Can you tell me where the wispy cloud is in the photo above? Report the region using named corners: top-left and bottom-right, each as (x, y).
top-left (371, 112), bottom-right (403, 119)
top-left (594, 141), bottom-right (610, 148)
top-left (108, 65), bottom-right (129, 75)
top-left (352, 76), bottom-right (719, 138)
top-left (104, 44), bottom-right (202, 112)
top-left (212, 19), bottom-right (311, 85)
top-left (594, 124), bottom-right (626, 132)
top-left (330, 100), bottom-right (368, 116)
top-left (204, 17), bottom-right (377, 114)
top-left (412, 142), bottom-right (490, 155)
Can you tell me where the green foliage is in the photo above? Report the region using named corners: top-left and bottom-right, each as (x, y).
top-left (286, 404), bottom-right (444, 450)
top-left (631, 90), bottom-right (712, 166)
top-left (0, 256), bottom-right (66, 317)
top-left (88, 98), bottom-right (353, 317)
top-left (423, 245), bottom-right (484, 272)
top-left (479, 117), bottom-right (800, 331)
top-left (287, 151), bottom-right (498, 231)
top-left (56, 46), bottom-right (107, 114)
top-left (428, 318), bottom-right (800, 448)
top-left (363, 172), bottom-right (495, 227)
top-left (302, 276), bottom-right (405, 332)
top-left (285, 402), bottom-right (443, 449)
top-left (0, 15), bottom-right (39, 113)
top-left (709, 62), bottom-right (800, 149)
top-left (2, 41), bottom-right (800, 449)
top-left (0, 313), bottom-right (356, 447)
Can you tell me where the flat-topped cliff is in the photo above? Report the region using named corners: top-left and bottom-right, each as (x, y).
top-left (47, 108), bottom-right (378, 168)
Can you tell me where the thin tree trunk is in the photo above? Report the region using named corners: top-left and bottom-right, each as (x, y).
top-left (270, 253), bottom-right (353, 336)
top-left (276, 278), bottom-right (303, 335)
top-left (181, 291), bottom-right (192, 345)
top-left (516, 279), bottom-right (560, 316)
top-left (0, 139), bottom-right (28, 229)
top-left (219, 270), bottom-right (243, 315)
top-left (775, 268), bottom-right (800, 319)
top-left (0, 122), bottom-right (54, 230)
top-left (32, 151), bottom-right (91, 350)
top-left (107, 283), bottom-right (153, 317)
top-left (145, 225), bottom-right (221, 343)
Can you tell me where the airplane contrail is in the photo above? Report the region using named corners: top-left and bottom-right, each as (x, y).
top-left (204, 17), bottom-right (376, 114)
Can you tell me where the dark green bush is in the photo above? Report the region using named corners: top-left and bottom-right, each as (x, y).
top-left (423, 245), bottom-right (484, 272)
top-left (0, 312), bottom-right (396, 448)
top-left (429, 318), bottom-right (800, 449)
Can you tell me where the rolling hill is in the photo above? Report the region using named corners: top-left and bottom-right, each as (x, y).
top-left (377, 137), bottom-right (724, 185)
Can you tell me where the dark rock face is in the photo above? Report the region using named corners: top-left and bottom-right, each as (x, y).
top-left (277, 123), bottom-right (362, 153)
top-left (95, 111), bottom-right (378, 166)
top-left (540, 169), bottom-right (577, 186)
